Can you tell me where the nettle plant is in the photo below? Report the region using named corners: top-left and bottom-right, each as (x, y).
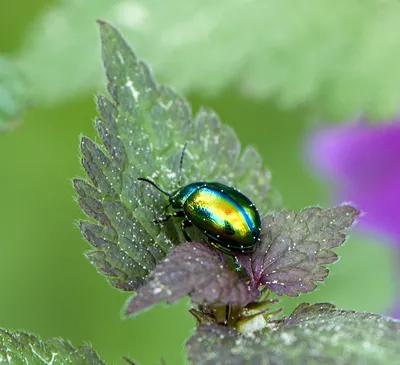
top-left (2, 21), bottom-right (400, 365)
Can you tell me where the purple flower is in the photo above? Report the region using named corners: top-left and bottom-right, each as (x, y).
top-left (308, 120), bottom-right (400, 317)
top-left (309, 121), bottom-right (400, 245)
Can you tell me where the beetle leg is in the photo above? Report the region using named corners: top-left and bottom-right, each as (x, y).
top-left (232, 255), bottom-right (242, 272)
top-left (153, 210), bottom-right (185, 224)
top-left (153, 215), bottom-right (172, 224)
top-left (181, 219), bottom-right (193, 242)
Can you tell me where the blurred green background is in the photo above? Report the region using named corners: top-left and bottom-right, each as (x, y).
top-left (0, 1), bottom-right (397, 365)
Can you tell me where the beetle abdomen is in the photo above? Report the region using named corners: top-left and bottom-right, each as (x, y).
top-left (184, 184), bottom-right (260, 250)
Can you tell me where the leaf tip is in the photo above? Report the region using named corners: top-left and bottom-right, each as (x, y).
top-left (96, 19), bottom-right (108, 27)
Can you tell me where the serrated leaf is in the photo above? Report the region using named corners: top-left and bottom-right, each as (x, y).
top-left (75, 21), bottom-right (277, 291)
top-left (0, 56), bottom-right (28, 132)
top-left (237, 205), bottom-right (359, 296)
top-left (187, 303), bottom-right (400, 365)
top-left (19, 0), bottom-right (400, 120)
top-left (126, 242), bottom-right (257, 315)
top-left (0, 328), bottom-right (106, 365)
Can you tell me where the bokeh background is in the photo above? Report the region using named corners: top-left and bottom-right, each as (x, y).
top-left (1, 1), bottom-right (398, 365)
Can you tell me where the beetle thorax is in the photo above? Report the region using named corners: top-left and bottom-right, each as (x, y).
top-left (170, 183), bottom-right (205, 209)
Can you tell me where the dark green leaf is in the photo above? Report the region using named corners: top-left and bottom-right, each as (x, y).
top-left (0, 328), bottom-right (106, 364)
top-left (76, 21), bottom-right (277, 290)
top-left (187, 303), bottom-right (400, 365)
top-left (237, 205), bottom-right (359, 296)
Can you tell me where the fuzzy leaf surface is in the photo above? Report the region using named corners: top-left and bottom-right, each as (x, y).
top-left (75, 21), bottom-right (276, 291)
top-left (187, 303), bottom-right (400, 365)
top-left (0, 328), bottom-right (106, 365)
top-left (20, 0), bottom-right (400, 119)
top-left (237, 205), bottom-right (359, 296)
top-left (0, 56), bottom-right (28, 131)
top-left (126, 242), bottom-right (257, 315)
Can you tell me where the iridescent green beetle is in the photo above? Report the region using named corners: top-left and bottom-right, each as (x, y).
top-left (138, 146), bottom-right (261, 254)
top-left (138, 179), bottom-right (261, 253)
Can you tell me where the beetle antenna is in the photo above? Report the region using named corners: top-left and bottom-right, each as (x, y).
top-left (137, 177), bottom-right (172, 199)
top-left (178, 142), bottom-right (188, 186)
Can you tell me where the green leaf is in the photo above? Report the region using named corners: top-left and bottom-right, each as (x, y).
top-left (187, 303), bottom-right (400, 365)
top-left (0, 56), bottom-right (28, 132)
top-left (0, 328), bottom-right (106, 364)
top-left (75, 21), bottom-right (277, 291)
top-left (19, 0), bottom-right (400, 120)
top-left (237, 205), bottom-right (359, 296)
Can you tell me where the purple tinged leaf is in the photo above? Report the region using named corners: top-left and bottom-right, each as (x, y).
top-left (237, 205), bottom-right (359, 296)
top-left (126, 242), bottom-right (257, 315)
